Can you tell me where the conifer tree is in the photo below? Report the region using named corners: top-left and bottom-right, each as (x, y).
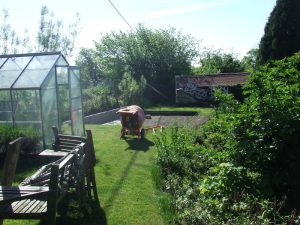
top-left (258, 0), bottom-right (300, 64)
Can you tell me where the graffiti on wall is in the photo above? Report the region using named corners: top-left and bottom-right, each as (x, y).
top-left (176, 76), bottom-right (229, 103)
top-left (184, 78), bottom-right (213, 100)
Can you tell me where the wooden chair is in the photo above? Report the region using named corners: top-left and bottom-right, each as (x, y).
top-left (0, 137), bottom-right (22, 225)
top-left (1, 137), bottom-right (23, 186)
top-left (0, 144), bottom-right (83, 225)
top-left (39, 127), bottom-right (99, 202)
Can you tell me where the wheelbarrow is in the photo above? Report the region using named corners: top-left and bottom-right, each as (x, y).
top-left (116, 105), bottom-right (145, 139)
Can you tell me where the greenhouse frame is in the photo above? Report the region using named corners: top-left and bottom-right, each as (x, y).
top-left (0, 52), bottom-right (85, 149)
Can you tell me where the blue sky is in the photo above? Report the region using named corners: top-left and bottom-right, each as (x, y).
top-left (1, 0), bottom-right (276, 60)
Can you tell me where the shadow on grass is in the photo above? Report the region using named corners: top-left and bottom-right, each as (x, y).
top-left (125, 138), bottom-right (154, 152)
top-left (49, 198), bottom-right (107, 225)
top-left (103, 151), bottom-right (138, 212)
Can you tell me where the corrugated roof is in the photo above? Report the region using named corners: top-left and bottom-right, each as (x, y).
top-left (177, 72), bottom-right (249, 87)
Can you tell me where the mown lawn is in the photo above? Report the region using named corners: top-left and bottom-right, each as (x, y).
top-left (90, 124), bottom-right (165, 225)
top-left (2, 124), bottom-right (165, 225)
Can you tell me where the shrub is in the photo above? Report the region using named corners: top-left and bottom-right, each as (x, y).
top-left (0, 125), bottom-right (40, 154)
top-left (155, 52), bottom-right (300, 224)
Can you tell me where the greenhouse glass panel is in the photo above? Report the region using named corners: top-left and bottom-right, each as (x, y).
top-left (72, 109), bottom-right (84, 136)
top-left (41, 67), bottom-right (58, 147)
top-left (12, 89), bottom-right (42, 130)
top-left (69, 67), bottom-right (84, 136)
top-left (0, 52), bottom-right (84, 149)
top-left (56, 66), bottom-right (71, 134)
top-left (0, 58), bottom-right (7, 67)
top-left (0, 56), bottom-right (32, 88)
top-left (13, 69), bottom-right (50, 88)
top-left (2, 56), bottom-right (32, 70)
top-left (56, 56), bottom-right (68, 66)
top-left (0, 90), bottom-right (13, 124)
top-left (13, 54), bottom-right (59, 88)
top-left (27, 54), bottom-right (59, 69)
top-left (56, 66), bottom-right (68, 85)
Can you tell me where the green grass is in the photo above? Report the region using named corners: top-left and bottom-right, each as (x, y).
top-left (145, 106), bottom-right (214, 116)
top-left (2, 124), bottom-right (166, 225)
top-left (91, 124), bottom-right (165, 225)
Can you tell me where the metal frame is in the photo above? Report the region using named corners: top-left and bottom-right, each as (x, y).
top-left (0, 51), bottom-right (62, 58)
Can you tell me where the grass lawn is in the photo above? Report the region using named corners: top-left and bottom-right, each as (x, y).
top-left (91, 124), bottom-right (165, 225)
top-left (2, 124), bottom-right (166, 225)
top-left (145, 106), bottom-right (214, 116)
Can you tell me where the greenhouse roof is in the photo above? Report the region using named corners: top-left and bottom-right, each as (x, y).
top-left (0, 52), bottom-right (69, 90)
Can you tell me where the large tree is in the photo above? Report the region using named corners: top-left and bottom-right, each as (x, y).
top-left (0, 9), bottom-right (30, 54)
top-left (37, 6), bottom-right (80, 58)
top-left (258, 0), bottom-right (300, 64)
top-left (0, 6), bottom-right (80, 57)
top-left (193, 49), bottom-right (245, 75)
top-left (78, 25), bottom-right (198, 104)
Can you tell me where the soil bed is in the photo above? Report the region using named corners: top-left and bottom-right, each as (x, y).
top-left (143, 115), bottom-right (209, 128)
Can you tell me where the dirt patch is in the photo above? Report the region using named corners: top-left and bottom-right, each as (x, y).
top-left (143, 115), bottom-right (209, 128)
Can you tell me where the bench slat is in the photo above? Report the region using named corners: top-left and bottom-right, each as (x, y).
top-left (0, 192), bottom-right (49, 203)
top-left (15, 199), bottom-right (32, 213)
top-left (22, 199), bottom-right (38, 213)
top-left (30, 200), bottom-right (47, 213)
top-left (57, 140), bottom-right (83, 145)
top-left (0, 186), bottom-right (49, 192)
top-left (58, 154), bottom-right (75, 170)
top-left (55, 145), bottom-right (75, 150)
top-left (0, 200), bottom-right (47, 218)
top-left (57, 134), bottom-right (86, 141)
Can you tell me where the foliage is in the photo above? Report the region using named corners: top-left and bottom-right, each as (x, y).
top-left (258, 0), bottom-right (300, 64)
top-left (193, 49), bottom-right (245, 75)
top-left (37, 5), bottom-right (80, 58)
top-left (76, 48), bottom-right (103, 87)
top-left (241, 48), bottom-right (259, 71)
top-left (155, 52), bottom-right (300, 224)
top-left (82, 72), bottom-right (146, 115)
top-left (0, 125), bottom-right (40, 154)
top-left (83, 85), bottom-right (119, 115)
top-left (118, 72), bottom-right (146, 106)
top-left (77, 25), bottom-right (198, 105)
top-left (0, 6), bottom-right (80, 57)
top-left (0, 9), bottom-right (31, 54)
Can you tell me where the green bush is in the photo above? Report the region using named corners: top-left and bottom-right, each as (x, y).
top-left (155, 52), bottom-right (300, 224)
top-left (0, 125), bottom-right (40, 154)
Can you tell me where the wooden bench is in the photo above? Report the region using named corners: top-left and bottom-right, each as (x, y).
top-left (39, 127), bottom-right (98, 202)
top-left (39, 127), bottom-right (87, 157)
top-left (0, 143), bottom-right (85, 225)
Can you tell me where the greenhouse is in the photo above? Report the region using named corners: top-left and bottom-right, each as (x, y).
top-left (0, 52), bottom-right (84, 148)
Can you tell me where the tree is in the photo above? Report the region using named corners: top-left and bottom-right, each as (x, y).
top-left (37, 5), bottom-right (80, 58)
top-left (76, 48), bottom-right (103, 87)
top-left (118, 72), bottom-right (146, 106)
top-left (241, 48), bottom-right (259, 71)
top-left (258, 0), bottom-right (300, 64)
top-left (0, 6), bottom-right (80, 57)
top-left (193, 49), bottom-right (245, 74)
top-left (0, 9), bottom-right (30, 54)
top-left (84, 25), bottom-right (198, 105)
